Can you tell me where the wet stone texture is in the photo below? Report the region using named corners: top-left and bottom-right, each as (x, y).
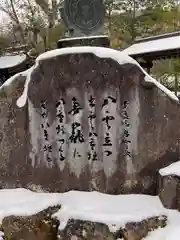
top-left (0, 213), bottom-right (167, 240)
top-left (0, 50), bottom-right (180, 195)
top-left (159, 174), bottom-right (180, 210)
top-left (58, 216), bottom-right (167, 240)
top-left (0, 73), bottom-right (28, 189)
top-left (1, 206), bottom-right (60, 240)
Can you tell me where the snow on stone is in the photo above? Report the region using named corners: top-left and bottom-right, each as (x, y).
top-left (58, 35), bottom-right (108, 42)
top-left (0, 188), bottom-right (167, 232)
top-left (16, 46), bottom-right (178, 108)
top-left (1, 188), bottom-right (180, 237)
top-left (145, 226), bottom-right (180, 240)
top-left (53, 191), bottom-right (166, 232)
top-left (145, 210), bottom-right (180, 239)
top-left (122, 34), bottom-right (180, 56)
top-left (0, 54), bottom-right (26, 69)
top-left (0, 188), bottom-right (60, 223)
top-left (159, 160), bottom-right (180, 177)
top-left (0, 231), bottom-right (4, 240)
top-left (0, 67), bottom-right (34, 91)
top-left (144, 74), bottom-right (179, 101)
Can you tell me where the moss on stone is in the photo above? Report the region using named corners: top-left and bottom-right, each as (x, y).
top-left (2, 205), bottom-right (61, 240)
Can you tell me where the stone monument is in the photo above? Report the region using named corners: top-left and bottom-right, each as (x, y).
top-left (58, 0), bottom-right (110, 48)
top-left (1, 47), bottom-right (180, 197)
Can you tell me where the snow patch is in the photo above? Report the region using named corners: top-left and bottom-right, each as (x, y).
top-left (0, 54), bottom-right (26, 69)
top-left (0, 231), bottom-right (4, 240)
top-left (16, 65), bottom-right (35, 107)
top-left (122, 34), bottom-right (180, 56)
top-left (159, 161), bottom-right (180, 177)
top-left (53, 191), bottom-right (166, 232)
top-left (16, 47), bottom-right (179, 108)
top-left (144, 74), bottom-right (179, 102)
top-left (0, 188), bottom-right (60, 223)
top-left (1, 188), bottom-right (180, 237)
top-left (0, 188), bottom-right (168, 233)
top-left (145, 211), bottom-right (180, 239)
top-left (58, 35), bottom-right (108, 42)
top-left (0, 67), bottom-right (33, 91)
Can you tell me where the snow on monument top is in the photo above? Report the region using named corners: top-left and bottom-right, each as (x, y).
top-left (0, 47), bottom-right (177, 107)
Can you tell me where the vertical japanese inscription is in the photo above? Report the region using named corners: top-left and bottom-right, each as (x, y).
top-left (88, 95), bottom-right (98, 161)
top-left (121, 101), bottom-right (131, 158)
top-left (68, 97), bottom-right (84, 159)
top-left (102, 96), bottom-right (116, 158)
top-left (40, 101), bottom-right (52, 163)
top-left (56, 99), bottom-right (66, 162)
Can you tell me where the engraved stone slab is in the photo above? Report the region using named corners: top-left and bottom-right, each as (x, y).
top-left (1, 48), bottom-right (180, 197)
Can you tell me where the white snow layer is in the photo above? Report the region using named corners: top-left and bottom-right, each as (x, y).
top-left (145, 210), bottom-right (180, 240)
top-left (159, 161), bottom-right (180, 177)
top-left (0, 67), bottom-right (33, 90)
top-left (0, 232), bottom-right (4, 240)
top-left (15, 46), bottom-right (178, 108)
top-left (0, 189), bottom-right (173, 232)
top-left (58, 35), bottom-right (108, 42)
top-left (53, 191), bottom-right (166, 232)
top-left (0, 188), bottom-right (180, 238)
top-left (122, 34), bottom-right (180, 56)
top-left (0, 54), bottom-right (26, 69)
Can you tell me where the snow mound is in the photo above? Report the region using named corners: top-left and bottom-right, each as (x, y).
top-left (159, 161), bottom-right (180, 177)
top-left (0, 188), bottom-right (60, 222)
top-left (0, 188), bottom-right (180, 237)
top-left (145, 211), bottom-right (180, 239)
top-left (16, 46), bottom-right (178, 108)
top-left (0, 54), bottom-right (26, 69)
top-left (53, 191), bottom-right (166, 232)
top-left (0, 67), bottom-right (33, 91)
top-left (0, 188), bottom-right (167, 233)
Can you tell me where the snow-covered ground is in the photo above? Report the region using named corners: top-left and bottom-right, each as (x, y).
top-left (145, 210), bottom-right (180, 239)
top-left (0, 188), bottom-right (179, 239)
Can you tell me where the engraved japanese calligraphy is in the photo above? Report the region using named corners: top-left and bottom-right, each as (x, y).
top-left (56, 99), bottom-right (66, 162)
top-left (40, 101), bottom-right (52, 164)
top-left (87, 95), bottom-right (98, 161)
top-left (68, 96), bottom-right (84, 163)
top-left (39, 92), bottom-right (119, 175)
top-left (101, 94), bottom-right (118, 177)
top-left (102, 96), bottom-right (116, 157)
top-left (121, 101), bottom-right (131, 158)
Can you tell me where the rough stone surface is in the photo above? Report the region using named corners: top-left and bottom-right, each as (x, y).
top-left (1, 206), bottom-right (60, 240)
top-left (53, 216), bottom-right (167, 240)
top-left (0, 74), bottom-right (27, 189)
top-left (0, 50), bottom-right (180, 195)
top-left (58, 216), bottom-right (167, 240)
top-left (1, 211), bottom-right (167, 240)
top-left (159, 174), bottom-right (180, 210)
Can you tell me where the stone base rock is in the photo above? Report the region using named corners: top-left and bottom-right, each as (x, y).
top-left (58, 215), bottom-right (167, 240)
top-left (1, 206), bottom-right (60, 240)
top-left (159, 174), bottom-right (180, 210)
top-left (0, 206), bottom-right (167, 240)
